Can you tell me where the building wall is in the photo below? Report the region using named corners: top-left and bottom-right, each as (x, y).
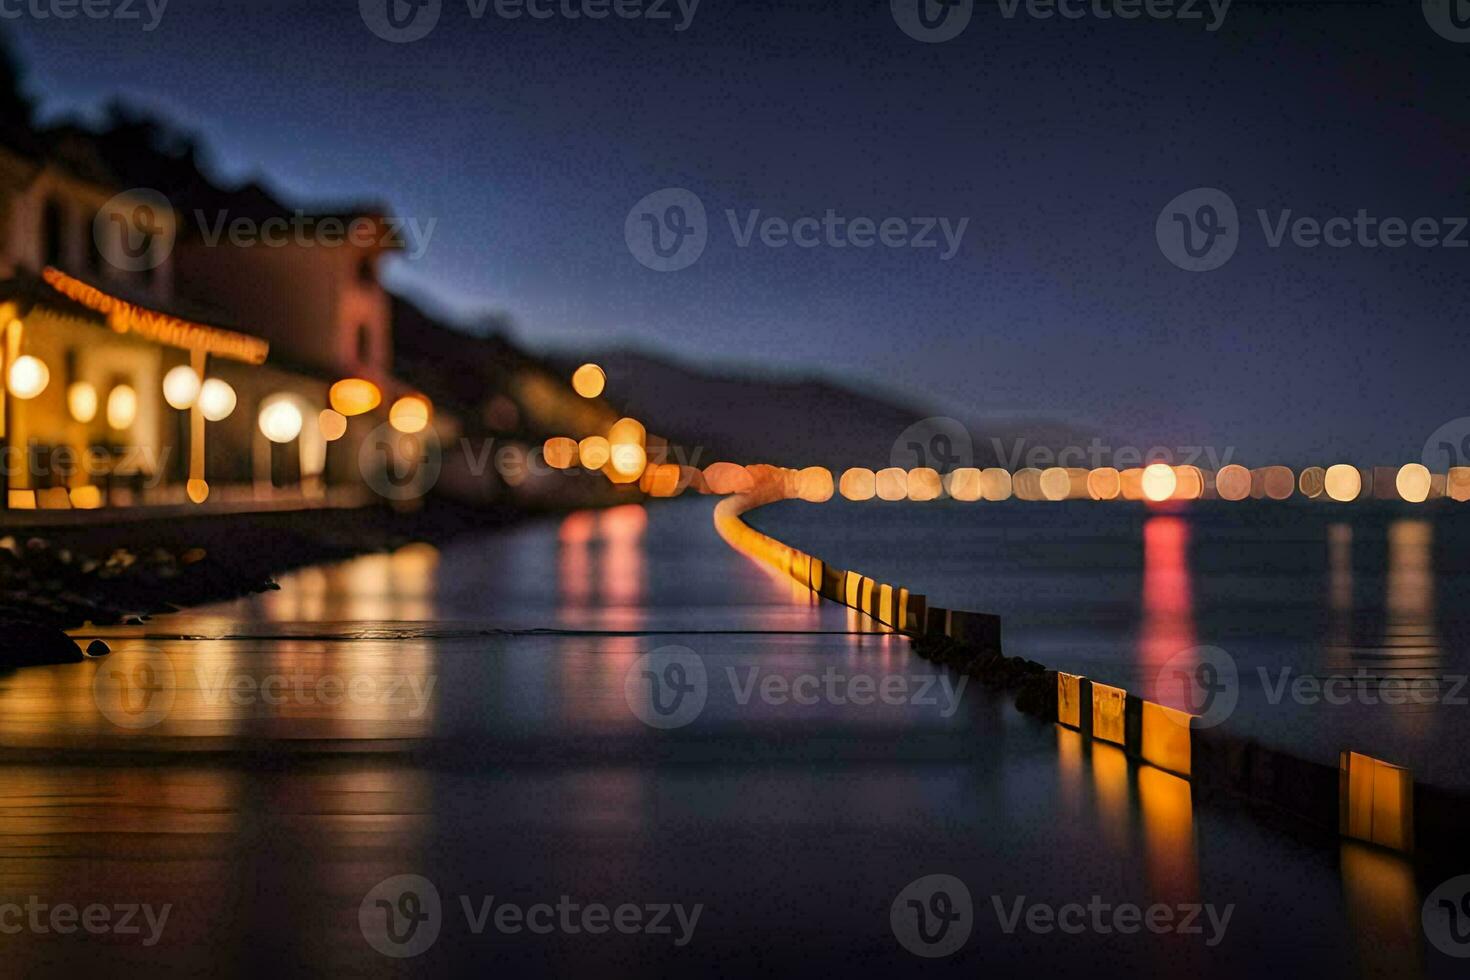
top-left (176, 232), bottom-right (392, 385)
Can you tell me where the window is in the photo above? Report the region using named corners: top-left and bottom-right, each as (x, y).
top-left (41, 198), bottom-right (64, 268)
top-left (356, 323), bottom-right (373, 364)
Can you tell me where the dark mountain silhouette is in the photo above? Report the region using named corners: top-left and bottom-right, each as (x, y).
top-left (545, 348), bottom-right (1090, 471)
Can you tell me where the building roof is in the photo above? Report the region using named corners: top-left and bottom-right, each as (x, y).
top-left (19, 267), bottom-right (270, 363)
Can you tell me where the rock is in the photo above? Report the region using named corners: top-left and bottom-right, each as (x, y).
top-left (0, 626), bottom-right (85, 666)
top-left (85, 639), bottom-right (111, 658)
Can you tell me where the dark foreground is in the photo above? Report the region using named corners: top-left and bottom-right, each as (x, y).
top-left (0, 498), bottom-right (1461, 977)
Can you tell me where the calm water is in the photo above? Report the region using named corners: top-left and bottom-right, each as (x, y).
top-left (754, 498), bottom-right (1470, 791)
top-left (0, 498), bottom-right (1458, 977)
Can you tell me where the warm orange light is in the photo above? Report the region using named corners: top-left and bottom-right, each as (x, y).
top-left (1449, 467), bottom-right (1470, 502)
top-left (1325, 464), bottom-right (1362, 502)
top-left (1040, 467), bottom-right (1071, 501)
top-left (1172, 465), bottom-right (1203, 500)
top-left (1012, 467), bottom-right (1044, 501)
top-left (67, 381), bottom-right (98, 423)
top-left (318, 409), bottom-right (348, 442)
top-left (796, 466), bottom-right (834, 503)
top-left (1215, 463), bottom-right (1251, 501)
top-left (578, 436), bottom-right (611, 470)
top-left (162, 364), bottom-right (201, 409)
top-left (907, 467), bottom-right (942, 501)
top-left (839, 467), bottom-right (877, 501)
top-left (259, 399), bottom-right (303, 443)
top-left (704, 462), bottom-right (755, 495)
top-left (1141, 463), bottom-right (1177, 502)
top-left (198, 379), bottom-right (237, 421)
top-left (1087, 467), bottom-right (1121, 501)
top-left (609, 442), bottom-right (647, 477)
top-left (875, 467), bottom-right (908, 501)
top-left (186, 478), bottom-right (209, 504)
top-left (8, 355), bottom-right (48, 400)
top-left (609, 417), bottom-right (646, 447)
top-left (389, 396), bottom-right (431, 434)
top-left (980, 468), bottom-right (1013, 501)
top-left (1255, 465), bottom-right (1295, 501)
top-left (543, 437), bottom-right (579, 469)
top-left (945, 467), bottom-right (982, 502)
top-left (329, 378), bottom-right (381, 417)
top-left (106, 384), bottom-right (137, 430)
top-left (571, 363), bottom-right (606, 399)
top-left (1395, 463), bottom-right (1431, 503)
top-left (68, 485), bottom-right (102, 509)
top-left (646, 463), bottom-right (684, 497)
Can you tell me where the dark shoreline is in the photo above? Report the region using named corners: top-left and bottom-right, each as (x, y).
top-left (0, 501), bottom-right (522, 667)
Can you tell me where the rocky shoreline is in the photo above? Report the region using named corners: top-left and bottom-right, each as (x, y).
top-left (0, 502), bottom-right (515, 667)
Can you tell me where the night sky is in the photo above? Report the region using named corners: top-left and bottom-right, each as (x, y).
top-left (9, 0), bottom-right (1469, 465)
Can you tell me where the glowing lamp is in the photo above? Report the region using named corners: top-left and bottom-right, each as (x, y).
top-left (839, 468), bottom-right (877, 501)
top-left (162, 365), bottom-right (201, 409)
top-left (1324, 464), bottom-right (1362, 502)
top-left (609, 417), bottom-right (646, 447)
top-left (389, 395), bottom-right (431, 434)
top-left (8, 355), bottom-right (49, 400)
top-left (186, 479), bottom-right (209, 504)
top-left (906, 467), bottom-right (942, 501)
top-left (578, 436), bottom-right (611, 470)
top-left (796, 466), bottom-right (834, 503)
top-left (1087, 467), bottom-right (1121, 501)
top-left (1395, 463), bottom-right (1431, 503)
top-left (944, 467), bottom-right (981, 502)
top-left (543, 437), bottom-right (579, 469)
top-left (1141, 463), bottom-right (1177, 502)
top-left (259, 400), bottom-right (303, 443)
top-left (1215, 464), bottom-right (1251, 501)
top-left (106, 385), bottom-right (137, 430)
top-left (67, 382), bottom-right (98, 423)
top-left (609, 442), bottom-right (646, 477)
top-left (704, 462), bottom-right (755, 495)
top-left (329, 378), bottom-right (381, 417)
top-left (319, 409), bottom-right (348, 442)
top-left (1040, 467), bottom-right (1071, 501)
top-left (875, 467), bottom-right (908, 501)
top-left (980, 468), bottom-right (1013, 501)
top-left (571, 363), bottom-right (606, 399)
top-left (198, 379), bottom-right (237, 421)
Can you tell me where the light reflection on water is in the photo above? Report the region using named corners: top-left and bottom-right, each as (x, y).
top-left (0, 499), bottom-right (1445, 976)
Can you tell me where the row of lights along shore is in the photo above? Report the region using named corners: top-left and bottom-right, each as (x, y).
top-left (545, 370), bottom-right (1466, 505)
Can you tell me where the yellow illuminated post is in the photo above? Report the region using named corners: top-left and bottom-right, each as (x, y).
top-left (187, 349), bottom-right (208, 503)
top-left (1339, 751), bottom-right (1414, 852)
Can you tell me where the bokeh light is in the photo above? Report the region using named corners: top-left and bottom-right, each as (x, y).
top-left (162, 364), bottom-right (200, 409)
top-left (571, 363), bottom-right (606, 399)
top-left (1141, 463), bottom-right (1177, 502)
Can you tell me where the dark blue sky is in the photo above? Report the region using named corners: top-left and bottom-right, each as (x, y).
top-left (9, 0), bottom-right (1470, 465)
